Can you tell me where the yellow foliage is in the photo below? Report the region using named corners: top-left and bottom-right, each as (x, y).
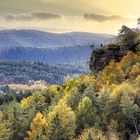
top-left (25, 112), bottom-right (47, 140)
top-left (110, 83), bottom-right (135, 99)
top-left (75, 128), bottom-right (105, 140)
top-left (0, 123), bottom-right (5, 135)
top-left (129, 64), bottom-right (140, 77)
top-left (20, 96), bottom-right (33, 107)
top-left (118, 51), bottom-right (135, 71)
top-left (48, 100), bottom-right (75, 125)
top-left (64, 74), bottom-right (95, 93)
top-left (0, 111), bottom-right (9, 139)
top-left (0, 111), bottom-right (4, 133)
top-left (82, 75), bottom-right (95, 84)
top-left (135, 75), bottom-right (140, 87)
top-left (64, 78), bottom-right (81, 91)
top-left (61, 90), bottom-right (70, 103)
top-left (101, 60), bottom-right (124, 85)
top-left (61, 75), bottom-right (95, 103)
top-left (47, 85), bottom-right (60, 95)
top-left (107, 120), bottom-right (118, 132)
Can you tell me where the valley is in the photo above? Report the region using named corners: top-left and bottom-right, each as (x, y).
top-left (0, 29), bottom-right (115, 84)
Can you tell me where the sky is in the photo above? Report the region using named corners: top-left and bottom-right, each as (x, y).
top-left (0, 0), bottom-right (140, 34)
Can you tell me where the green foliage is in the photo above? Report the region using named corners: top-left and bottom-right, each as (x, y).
top-left (0, 50), bottom-right (139, 140)
top-left (121, 94), bottom-right (139, 119)
top-left (118, 25), bottom-right (136, 46)
top-left (76, 96), bottom-right (97, 134)
top-left (0, 25), bottom-right (140, 140)
top-left (45, 101), bottom-right (76, 140)
top-left (0, 61), bottom-right (84, 85)
top-left (0, 111), bottom-right (11, 140)
top-left (121, 94), bottom-right (139, 136)
top-left (21, 92), bottom-right (46, 112)
top-left (0, 101), bottom-right (36, 140)
top-left (67, 87), bottom-right (83, 110)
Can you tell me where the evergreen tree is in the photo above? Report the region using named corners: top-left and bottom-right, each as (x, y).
top-left (76, 96), bottom-right (97, 134)
top-left (46, 101), bottom-right (76, 140)
top-left (120, 94), bottom-right (139, 136)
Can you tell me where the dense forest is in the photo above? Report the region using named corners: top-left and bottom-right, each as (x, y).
top-left (0, 61), bottom-right (87, 84)
top-left (0, 24), bottom-right (140, 140)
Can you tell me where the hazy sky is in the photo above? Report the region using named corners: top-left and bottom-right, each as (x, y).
top-left (0, 0), bottom-right (140, 34)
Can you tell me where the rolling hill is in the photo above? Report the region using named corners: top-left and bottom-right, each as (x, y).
top-left (0, 29), bottom-right (115, 64)
top-left (0, 29), bottom-right (115, 84)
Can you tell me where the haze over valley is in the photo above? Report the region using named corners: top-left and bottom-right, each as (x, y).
top-left (0, 29), bottom-right (115, 84)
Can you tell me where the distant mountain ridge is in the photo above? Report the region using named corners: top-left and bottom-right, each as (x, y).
top-left (0, 29), bottom-right (115, 84)
top-left (0, 29), bottom-right (115, 49)
top-left (0, 29), bottom-right (115, 69)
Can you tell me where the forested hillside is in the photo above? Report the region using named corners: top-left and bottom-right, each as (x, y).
top-left (0, 24), bottom-right (139, 140)
top-left (0, 61), bottom-right (87, 84)
top-left (0, 30), bottom-right (114, 79)
top-left (0, 30), bottom-right (114, 65)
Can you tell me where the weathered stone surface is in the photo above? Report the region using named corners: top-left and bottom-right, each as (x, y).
top-left (89, 44), bottom-right (137, 73)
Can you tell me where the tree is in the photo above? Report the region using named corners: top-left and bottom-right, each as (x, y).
top-left (96, 87), bottom-right (111, 133)
top-left (101, 60), bottom-right (124, 85)
top-left (67, 87), bottom-right (83, 110)
top-left (46, 101), bottom-right (76, 140)
top-left (118, 51), bottom-right (136, 72)
top-left (76, 128), bottom-right (105, 140)
top-left (25, 112), bottom-right (47, 140)
top-left (120, 94), bottom-right (139, 137)
top-left (129, 64), bottom-right (140, 78)
top-left (46, 114), bottom-right (66, 140)
top-left (76, 96), bottom-right (97, 134)
top-left (110, 83), bottom-right (134, 99)
top-left (0, 111), bottom-right (11, 140)
top-left (118, 25), bottom-right (135, 46)
top-left (1, 101), bottom-right (36, 140)
top-left (20, 96), bottom-right (33, 107)
top-left (21, 92), bottom-right (46, 112)
top-left (87, 132), bottom-right (93, 140)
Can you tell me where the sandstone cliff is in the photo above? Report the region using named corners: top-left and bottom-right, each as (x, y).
top-left (89, 44), bottom-right (137, 73)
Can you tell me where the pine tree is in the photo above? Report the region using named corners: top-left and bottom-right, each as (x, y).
top-left (120, 94), bottom-right (139, 136)
top-left (76, 96), bottom-right (96, 134)
top-left (46, 101), bottom-right (76, 140)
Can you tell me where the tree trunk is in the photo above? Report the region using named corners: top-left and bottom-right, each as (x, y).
top-left (132, 119), bottom-right (139, 136)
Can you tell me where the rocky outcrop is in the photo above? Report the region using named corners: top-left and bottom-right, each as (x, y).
top-left (89, 43), bottom-right (137, 73)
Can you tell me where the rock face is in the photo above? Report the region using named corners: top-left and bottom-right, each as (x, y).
top-left (89, 44), bottom-right (137, 73)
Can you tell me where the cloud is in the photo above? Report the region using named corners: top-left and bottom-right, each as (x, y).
top-left (2, 11), bottom-right (61, 21)
top-left (3, 13), bottom-right (32, 21)
top-left (84, 13), bottom-right (124, 22)
top-left (31, 11), bottom-right (61, 19)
